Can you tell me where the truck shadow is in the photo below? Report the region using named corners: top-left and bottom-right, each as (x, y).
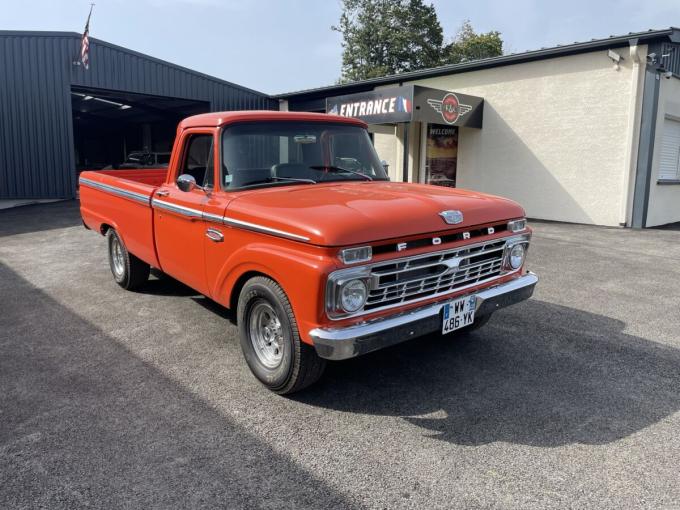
top-left (0, 262), bottom-right (355, 509)
top-left (295, 300), bottom-right (680, 447)
top-left (137, 272), bottom-right (200, 297)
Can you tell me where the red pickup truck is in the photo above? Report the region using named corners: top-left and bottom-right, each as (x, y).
top-left (80, 111), bottom-right (537, 394)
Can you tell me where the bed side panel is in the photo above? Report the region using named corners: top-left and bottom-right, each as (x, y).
top-left (79, 170), bottom-right (160, 267)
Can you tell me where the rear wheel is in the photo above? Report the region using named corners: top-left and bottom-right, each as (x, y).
top-left (107, 229), bottom-right (150, 290)
top-left (237, 276), bottom-right (326, 394)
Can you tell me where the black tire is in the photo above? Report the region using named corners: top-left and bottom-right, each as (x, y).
top-left (107, 229), bottom-right (150, 290)
top-left (237, 276), bottom-right (326, 394)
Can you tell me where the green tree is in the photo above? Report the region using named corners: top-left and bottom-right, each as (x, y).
top-left (444, 20), bottom-right (503, 64)
top-left (333, 0), bottom-right (444, 82)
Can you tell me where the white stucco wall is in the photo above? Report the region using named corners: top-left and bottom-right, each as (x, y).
top-left (646, 75), bottom-right (680, 227)
top-left (407, 48), bottom-right (645, 226)
top-left (368, 124), bottom-right (398, 180)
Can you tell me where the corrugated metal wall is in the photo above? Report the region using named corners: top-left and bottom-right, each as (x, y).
top-left (0, 31), bottom-right (275, 199)
top-left (661, 42), bottom-right (680, 77)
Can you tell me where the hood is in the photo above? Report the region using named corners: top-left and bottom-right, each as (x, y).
top-left (226, 181), bottom-right (525, 246)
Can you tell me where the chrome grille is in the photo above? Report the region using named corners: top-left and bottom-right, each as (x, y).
top-left (364, 238), bottom-right (507, 310)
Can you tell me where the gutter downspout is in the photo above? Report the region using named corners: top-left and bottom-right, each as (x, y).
top-left (620, 39), bottom-right (644, 226)
top-left (631, 42), bottom-right (663, 228)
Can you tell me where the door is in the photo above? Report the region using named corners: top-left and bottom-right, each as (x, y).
top-left (423, 123), bottom-right (458, 187)
top-left (153, 131), bottom-right (214, 295)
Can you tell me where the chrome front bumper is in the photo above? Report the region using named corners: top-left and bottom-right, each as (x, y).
top-left (309, 272), bottom-right (538, 361)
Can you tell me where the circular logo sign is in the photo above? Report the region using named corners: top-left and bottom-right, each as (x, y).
top-left (441, 93), bottom-right (460, 124)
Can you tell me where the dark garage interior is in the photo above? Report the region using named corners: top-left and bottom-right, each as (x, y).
top-left (71, 87), bottom-right (209, 171)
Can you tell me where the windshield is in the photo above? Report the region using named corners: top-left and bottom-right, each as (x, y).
top-left (221, 121), bottom-right (388, 189)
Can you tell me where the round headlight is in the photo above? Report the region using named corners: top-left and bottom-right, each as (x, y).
top-left (340, 279), bottom-right (367, 313)
top-left (509, 243), bottom-right (526, 269)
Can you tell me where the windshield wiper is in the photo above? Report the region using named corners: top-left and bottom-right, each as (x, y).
top-left (270, 176), bottom-right (317, 184)
top-left (308, 165), bottom-right (373, 181)
top-left (238, 176), bottom-right (317, 188)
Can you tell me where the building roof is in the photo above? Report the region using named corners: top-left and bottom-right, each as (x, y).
top-left (0, 30), bottom-right (270, 97)
top-left (275, 27), bottom-right (680, 99)
top-left (180, 110), bottom-right (367, 128)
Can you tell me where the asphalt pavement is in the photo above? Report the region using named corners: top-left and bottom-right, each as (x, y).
top-left (1, 201), bottom-right (680, 509)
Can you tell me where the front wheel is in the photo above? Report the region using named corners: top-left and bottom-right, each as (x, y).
top-left (237, 277), bottom-right (326, 394)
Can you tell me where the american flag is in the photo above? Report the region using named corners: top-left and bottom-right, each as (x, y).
top-left (80, 4), bottom-right (94, 70)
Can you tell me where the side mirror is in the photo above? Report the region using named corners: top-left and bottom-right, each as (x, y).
top-left (177, 174), bottom-right (198, 192)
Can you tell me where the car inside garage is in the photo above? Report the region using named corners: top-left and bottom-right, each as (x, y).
top-left (71, 87), bottom-right (209, 172)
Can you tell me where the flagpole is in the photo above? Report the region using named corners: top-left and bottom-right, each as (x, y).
top-left (73, 3), bottom-right (95, 67)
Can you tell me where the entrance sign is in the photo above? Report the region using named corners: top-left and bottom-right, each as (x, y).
top-left (327, 86), bottom-right (413, 124)
top-left (326, 85), bottom-right (483, 128)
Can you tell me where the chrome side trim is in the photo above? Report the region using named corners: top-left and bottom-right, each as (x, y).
top-left (202, 212), bottom-right (225, 225)
top-left (79, 177), bottom-right (150, 205)
top-left (151, 198), bottom-right (202, 218)
top-left (223, 217), bottom-right (310, 242)
top-left (81, 177), bottom-right (308, 242)
top-left (310, 272), bottom-right (538, 360)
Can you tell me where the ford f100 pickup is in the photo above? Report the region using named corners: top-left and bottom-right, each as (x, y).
top-left (79, 111), bottom-right (538, 394)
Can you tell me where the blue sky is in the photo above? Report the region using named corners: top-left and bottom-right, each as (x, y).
top-left (3, 0), bottom-right (680, 94)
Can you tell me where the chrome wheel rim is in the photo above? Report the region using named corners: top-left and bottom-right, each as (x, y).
top-left (111, 236), bottom-right (125, 277)
top-left (249, 300), bottom-right (284, 369)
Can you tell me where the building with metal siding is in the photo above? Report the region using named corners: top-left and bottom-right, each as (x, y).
top-left (0, 31), bottom-right (276, 200)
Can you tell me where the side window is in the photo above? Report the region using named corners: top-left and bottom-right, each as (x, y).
top-left (181, 134), bottom-right (214, 188)
top-left (659, 117), bottom-right (680, 182)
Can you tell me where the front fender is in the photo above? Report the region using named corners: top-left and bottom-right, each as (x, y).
top-left (209, 240), bottom-right (337, 345)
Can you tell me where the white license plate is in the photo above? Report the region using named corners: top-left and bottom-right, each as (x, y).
top-left (441, 295), bottom-right (476, 335)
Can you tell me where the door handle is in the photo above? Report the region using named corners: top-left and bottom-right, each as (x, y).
top-left (206, 228), bottom-right (224, 242)
top-left (155, 190), bottom-right (169, 197)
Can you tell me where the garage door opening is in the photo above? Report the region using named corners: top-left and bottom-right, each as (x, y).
top-left (71, 87), bottom-right (210, 174)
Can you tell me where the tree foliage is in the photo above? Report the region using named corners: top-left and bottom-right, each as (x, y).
top-left (333, 0), bottom-right (444, 82)
top-left (444, 20), bottom-right (503, 64)
top-left (333, 1), bottom-right (504, 82)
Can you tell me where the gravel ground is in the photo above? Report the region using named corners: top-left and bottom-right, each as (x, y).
top-left (1, 200), bottom-right (679, 509)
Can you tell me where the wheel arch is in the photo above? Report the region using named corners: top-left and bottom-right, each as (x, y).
top-left (229, 270), bottom-right (277, 315)
top-left (100, 223), bottom-right (114, 236)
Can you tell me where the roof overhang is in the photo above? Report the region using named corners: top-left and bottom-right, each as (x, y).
top-left (276, 27), bottom-right (680, 100)
top-left (325, 85), bottom-right (483, 128)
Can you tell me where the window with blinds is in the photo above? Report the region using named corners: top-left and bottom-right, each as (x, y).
top-left (658, 117), bottom-right (680, 181)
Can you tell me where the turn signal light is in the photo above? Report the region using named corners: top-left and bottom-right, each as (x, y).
top-left (507, 219), bottom-right (527, 233)
top-left (339, 246), bottom-right (372, 265)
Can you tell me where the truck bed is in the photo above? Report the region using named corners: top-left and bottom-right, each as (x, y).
top-left (79, 168), bottom-right (167, 268)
